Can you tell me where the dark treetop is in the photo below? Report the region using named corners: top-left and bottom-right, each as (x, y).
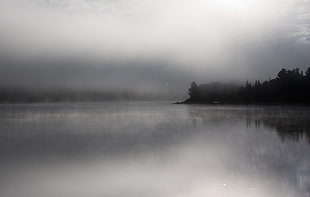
top-left (182, 67), bottom-right (310, 105)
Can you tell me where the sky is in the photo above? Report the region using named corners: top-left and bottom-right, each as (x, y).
top-left (0, 0), bottom-right (310, 97)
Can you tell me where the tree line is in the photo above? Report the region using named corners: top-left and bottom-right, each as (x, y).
top-left (184, 67), bottom-right (310, 104)
top-left (0, 88), bottom-right (156, 103)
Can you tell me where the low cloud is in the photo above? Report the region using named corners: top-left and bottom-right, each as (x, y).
top-left (0, 0), bottom-right (310, 95)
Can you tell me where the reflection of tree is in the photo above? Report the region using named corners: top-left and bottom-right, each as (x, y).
top-left (186, 106), bottom-right (310, 143)
top-left (245, 109), bottom-right (310, 143)
top-left (260, 116), bottom-right (310, 143)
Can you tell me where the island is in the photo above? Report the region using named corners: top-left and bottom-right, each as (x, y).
top-left (179, 67), bottom-right (310, 105)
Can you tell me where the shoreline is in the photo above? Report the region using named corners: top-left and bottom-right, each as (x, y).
top-left (173, 100), bottom-right (310, 107)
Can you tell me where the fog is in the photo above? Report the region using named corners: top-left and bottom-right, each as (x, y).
top-left (1, 0), bottom-right (310, 97)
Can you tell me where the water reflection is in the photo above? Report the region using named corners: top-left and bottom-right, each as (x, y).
top-left (253, 110), bottom-right (310, 143)
top-left (187, 106), bottom-right (310, 142)
top-left (0, 103), bottom-right (309, 197)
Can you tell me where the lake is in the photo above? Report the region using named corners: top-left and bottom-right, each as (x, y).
top-left (0, 102), bottom-right (309, 197)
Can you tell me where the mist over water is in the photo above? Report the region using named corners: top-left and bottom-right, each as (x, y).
top-left (0, 102), bottom-right (309, 197)
top-left (1, 0), bottom-right (310, 196)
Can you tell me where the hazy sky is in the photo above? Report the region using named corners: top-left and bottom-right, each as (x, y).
top-left (0, 0), bottom-right (310, 96)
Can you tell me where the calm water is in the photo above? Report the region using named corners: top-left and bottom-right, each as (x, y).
top-left (0, 102), bottom-right (309, 197)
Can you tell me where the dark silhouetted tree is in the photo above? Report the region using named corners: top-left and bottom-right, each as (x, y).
top-left (188, 81), bottom-right (199, 102)
top-left (306, 67), bottom-right (310, 79)
top-left (183, 67), bottom-right (310, 104)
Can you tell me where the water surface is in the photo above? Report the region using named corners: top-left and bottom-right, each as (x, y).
top-left (0, 102), bottom-right (309, 197)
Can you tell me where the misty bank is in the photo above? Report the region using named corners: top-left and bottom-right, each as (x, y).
top-left (178, 67), bottom-right (310, 105)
